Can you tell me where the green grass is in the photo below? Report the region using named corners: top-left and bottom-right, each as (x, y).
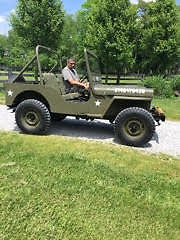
top-left (0, 71), bottom-right (8, 90)
top-left (0, 71), bottom-right (8, 96)
top-left (0, 90), bottom-right (5, 104)
top-left (0, 132), bottom-right (179, 240)
top-left (152, 97), bottom-right (180, 121)
top-left (0, 78), bottom-right (7, 91)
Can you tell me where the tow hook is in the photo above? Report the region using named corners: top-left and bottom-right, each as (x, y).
top-left (150, 107), bottom-right (165, 126)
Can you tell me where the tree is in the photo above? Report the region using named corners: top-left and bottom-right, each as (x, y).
top-left (85, 0), bottom-right (138, 76)
top-left (58, 1), bottom-right (99, 70)
top-left (10, 0), bottom-right (64, 50)
top-left (7, 29), bottom-right (34, 67)
top-left (59, 1), bottom-right (99, 70)
top-left (0, 34), bottom-right (8, 65)
top-left (176, 5), bottom-right (180, 73)
top-left (136, 0), bottom-right (179, 74)
top-left (59, 14), bottom-right (78, 66)
top-left (0, 31), bottom-right (31, 67)
top-left (76, 0), bottom-right (98, 53)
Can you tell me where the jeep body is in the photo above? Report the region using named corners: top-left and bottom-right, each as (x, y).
top-left (4, 45), bottom-right (159, 146)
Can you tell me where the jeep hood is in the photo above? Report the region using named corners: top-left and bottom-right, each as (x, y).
top-left (93, 84), bottom-right (153, 98)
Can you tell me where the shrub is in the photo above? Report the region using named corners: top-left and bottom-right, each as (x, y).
top-left (144, 75), bottom-right (174, 98)
top-left (170, 75), bottom-right (180, 91)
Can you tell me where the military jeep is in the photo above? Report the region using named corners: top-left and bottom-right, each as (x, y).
top-left (4, 45), bottom-right (164, 147)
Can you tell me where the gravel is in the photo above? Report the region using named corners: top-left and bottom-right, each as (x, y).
top-left (0, 105), bottom-right (180, 158)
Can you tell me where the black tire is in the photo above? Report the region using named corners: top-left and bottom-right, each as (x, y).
top-left (114, 107), bottom-right (155, 147)
top-left (15, 99), bottom-right (51, 134)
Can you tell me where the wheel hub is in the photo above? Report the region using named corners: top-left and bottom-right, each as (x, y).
top-left (24, 111), bottom-right (40, 126)
top-left (125, 119), bottom-right (145, 136)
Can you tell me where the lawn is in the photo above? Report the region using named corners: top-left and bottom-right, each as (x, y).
top-left (0, 132), bottom-right (179, 240)
top-left (152, 97), bottom-right (180, 121)
top-left (0, 81), bottom-right (6, 92)
top-left (0, 90), bottom-right (5, 104)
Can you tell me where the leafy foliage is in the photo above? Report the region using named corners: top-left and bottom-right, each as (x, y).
top-left (136, 0), bottom-right (179, 74)
top-left (0, 34), bottom-right (9, 65)
top-left (10, 0), bottom-right (64, 49)
top-left (6, 30), bottom-right (34, 67)
top-left (76, 0), bottom-right (98, 53)
top-left (59, 14), bottom-right (78, 66)
top-left (1, 0), bottom-right (179, 75)
top-left (85, 0), bottom-right (138, 74)
top-left (143, 75), bottom-right (180, 97)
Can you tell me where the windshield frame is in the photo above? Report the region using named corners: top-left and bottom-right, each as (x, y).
top-left (84, 48), bottom-right (102, 88)
top-left (36, 45), bottom-right (62, 84)
top-left (12, 45), bottom-right (62, 84)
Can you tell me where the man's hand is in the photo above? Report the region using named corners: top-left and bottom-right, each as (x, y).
top-left (68, 78), bottom-right (89, 90)
top-left (83, 82), bottom-right (89, 90)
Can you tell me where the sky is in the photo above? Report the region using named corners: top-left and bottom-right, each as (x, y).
top-left (0, 0), bottom-right (180, 36)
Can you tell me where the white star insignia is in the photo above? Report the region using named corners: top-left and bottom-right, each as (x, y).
top-left (95, 100), bottom-right (101, 107)
top-left (7, 90), bottom-right (13, 96)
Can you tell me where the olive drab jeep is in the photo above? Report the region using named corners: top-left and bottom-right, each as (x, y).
top-left (4, 45), bottom-right (165, 147)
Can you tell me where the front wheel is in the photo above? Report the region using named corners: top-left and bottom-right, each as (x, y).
top-left (15, 99), bottom-right (51, 134)
top-left (114, 107), bottom-right (155, 147)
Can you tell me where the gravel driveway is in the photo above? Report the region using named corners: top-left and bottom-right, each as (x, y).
top-left (0, 105), bottom-right (180, 158)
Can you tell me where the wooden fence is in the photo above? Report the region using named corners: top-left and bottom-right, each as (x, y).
top-left (0, 68), bottom-right (34, 90)
top-left (101, 73), bottom-right (144, 85)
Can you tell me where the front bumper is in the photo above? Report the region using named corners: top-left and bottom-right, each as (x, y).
top-left (150, 107), bottom-right (165, 125)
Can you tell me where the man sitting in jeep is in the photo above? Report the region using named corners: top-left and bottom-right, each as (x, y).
top-left (62, 57), bottom-right (89, 94)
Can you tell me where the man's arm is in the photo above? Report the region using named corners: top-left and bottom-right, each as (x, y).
top-left (62, 67), bottom-right (89, 90)
top-left (67, 78), bottom-right (89, 90)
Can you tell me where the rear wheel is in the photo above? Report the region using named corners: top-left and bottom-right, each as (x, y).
top-left (114, 107), bottom-right (155, 147)
top-left (15, 99), bottom-right (51, 134)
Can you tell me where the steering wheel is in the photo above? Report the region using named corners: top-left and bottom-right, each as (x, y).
top-left (80, 73), bottom-right (88, 83)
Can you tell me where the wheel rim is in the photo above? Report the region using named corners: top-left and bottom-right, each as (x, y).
top-left (24, 111), bottom-right (40, 127)
top-left (123, 119), bottom-right (145, 137)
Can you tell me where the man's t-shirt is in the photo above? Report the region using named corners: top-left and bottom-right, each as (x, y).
top-left (62, 66), bottom-right (80, 92)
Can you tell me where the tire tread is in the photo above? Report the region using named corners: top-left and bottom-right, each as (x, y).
top-left (15, 99), bottom-right (51, 134)
top-left (114, 107), bottom-right (155, 146)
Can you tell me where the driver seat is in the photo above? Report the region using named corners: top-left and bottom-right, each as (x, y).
top-left (56, 74), bottom-right (81, 100)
